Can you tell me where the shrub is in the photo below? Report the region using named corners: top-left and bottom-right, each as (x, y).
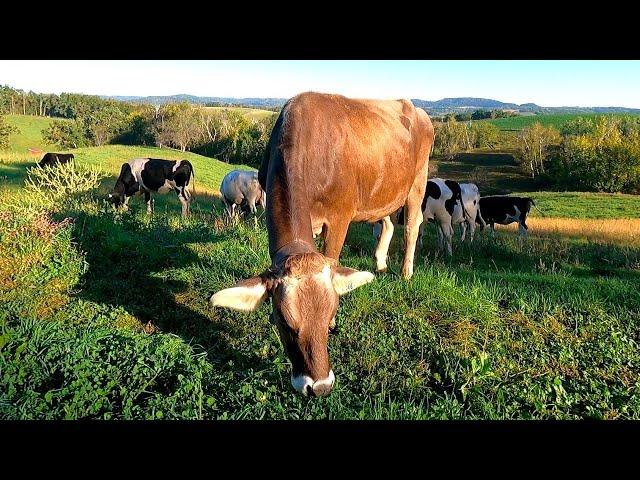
top-left (547, 116), bottom-right (640, 193)
top-left (516, 122), bottom-right (561, 178)
top-left (42, 119), bottom-right (88, 149)
top-left (20, 161), bottom-right (107, 212)
top-left (0, 115), bottom-right (19, 149)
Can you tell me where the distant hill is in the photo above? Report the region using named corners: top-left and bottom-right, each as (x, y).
top-left (103, 94), bottom-right (640, 116)
top-left (104, 94), bottom-right (285, 109)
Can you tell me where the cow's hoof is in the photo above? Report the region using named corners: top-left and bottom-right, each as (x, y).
top-left (375, 266), bottom-right (388, 274)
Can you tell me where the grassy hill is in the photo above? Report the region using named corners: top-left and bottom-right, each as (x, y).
top-left (483, 113), bottom-right (640, 131)
top-left (0, 143), bottom-right (253, 208)
top-left (4, 114), bottom-right (63, 153)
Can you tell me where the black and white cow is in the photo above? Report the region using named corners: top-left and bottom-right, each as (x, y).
top-left (416, 178), bottom-right (470, 256)
top-left (477, 196), bottom-right (536, 235)
top-left (219, 169), bottom-right (266, 218)
top-left (373, 178), bottom-right (480, 257)
top-left (108, 158), bottom-right (194, 216)
top-left (39, 152), bottom-right (74, 168)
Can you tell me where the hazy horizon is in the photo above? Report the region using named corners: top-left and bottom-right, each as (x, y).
top-left (2, 60), bottom-right (640, 108)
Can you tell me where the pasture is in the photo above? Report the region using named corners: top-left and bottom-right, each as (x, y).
top-left (1, 124), bottom-right (640, 419)
top-left (4, 114), bottom-right (62, 153)
top-left (483, 112), bottom-right (640, 131)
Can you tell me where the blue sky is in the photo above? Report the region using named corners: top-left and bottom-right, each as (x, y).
top-left (1, 60), bottom-right (639, 107)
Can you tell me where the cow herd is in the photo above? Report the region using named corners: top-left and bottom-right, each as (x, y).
top-left (38, 92), bottom-right (539, 398)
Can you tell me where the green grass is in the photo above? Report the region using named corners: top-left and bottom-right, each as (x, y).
top-left (528, 191), bottom-right (640, 219)
top-left (4, 114), bottom-right (63, 153)
top-left (0, 144), bottom-right (254, 212)
top-left (483, 113), bottom-right (640, 132)
top-left (2, 190), bottom-right (638, 419)
top-left (1, 127), bottom-right (640, 420)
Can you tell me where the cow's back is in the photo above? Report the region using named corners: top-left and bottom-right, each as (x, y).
top-left (267, 92), bottom-right (434, 224)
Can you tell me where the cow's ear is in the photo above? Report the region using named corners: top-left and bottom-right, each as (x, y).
top-left (210, 275), bottom-right (269, 312)
top-left (332, 266), bottom-right (375, 296)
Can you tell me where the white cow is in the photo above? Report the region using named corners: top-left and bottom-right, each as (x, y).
top-left (220, 170), bottom-right (267, 218)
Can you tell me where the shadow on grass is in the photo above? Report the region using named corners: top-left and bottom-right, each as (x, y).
top-left (344, 220), bottom-right (640, 278)
top-left (57, 204), bottom-right (274, 376)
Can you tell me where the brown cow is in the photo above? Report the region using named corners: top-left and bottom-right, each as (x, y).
top-left (210, 92), bottom-right (434, 396)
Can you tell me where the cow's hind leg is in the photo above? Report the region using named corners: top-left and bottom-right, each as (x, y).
top-left (374, 216), bottom-right (394, 273)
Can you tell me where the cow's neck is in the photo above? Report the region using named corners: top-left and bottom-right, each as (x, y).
top-left (266, 161), bottom-right (316, 261)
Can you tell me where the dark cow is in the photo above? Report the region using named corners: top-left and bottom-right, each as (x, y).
top-left (39, 153), bottom-right (74, 168)
top-left (477, 196), bottom-right (535, 235)
top-left (108, 158), bottom-right (194, 216)
top-left (209, 92), bottom-right (435, 397)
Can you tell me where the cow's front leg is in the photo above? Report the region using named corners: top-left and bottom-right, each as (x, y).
top-left (443, 223), bottom-right (454, 256)
top-left (145, 191), bottom-right (154, 214)
top-left (178, 192), bottom-right (191, 217)
top-left (467, 221), bottom-right (476, 243)
top-left (374, 216), bottom-right (394, 273)
top-left (322, 220), bottom-right (350, 260)
top-left (402, 179), bottom-right (427, 279)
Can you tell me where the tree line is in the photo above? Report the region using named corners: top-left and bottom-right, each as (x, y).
top-left (42, 102), bottom-right (277, 168)
top-left (434, 114), bottom-right (640, 194)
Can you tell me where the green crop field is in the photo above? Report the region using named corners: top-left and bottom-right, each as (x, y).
top-left (483, 113), bottom-right (640, 131)
top-left (1, 117), bottom-right (639, 420)
top-left (204, 106), bottom-right (277, 121)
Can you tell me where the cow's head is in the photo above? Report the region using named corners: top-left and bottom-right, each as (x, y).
top-left (106, 192), bottom-right (124, 207)
top-left (210, 252), bottom-right (374, 397)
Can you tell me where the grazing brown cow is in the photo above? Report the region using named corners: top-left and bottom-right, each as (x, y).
top-left (210, 92), bottom-right (434, 396)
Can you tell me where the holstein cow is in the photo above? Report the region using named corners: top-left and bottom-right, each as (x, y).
top-left (220, 169), bottom-right (267, 217)
top-left (210, 92), bottom-right (434, 397)
top-left (374, 179), bottom-right (480, 256)
top-left (108, 158), bottom-right (194, 216)
top-left (39, 152), bottom-right (74, 168)
top-left (477, 195), bottom-right (536, 235)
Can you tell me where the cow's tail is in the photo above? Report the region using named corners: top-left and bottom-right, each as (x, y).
top-left (529, 198), bottom-right (544, 216)
top-left (475, 200), bottom-right (487, 229)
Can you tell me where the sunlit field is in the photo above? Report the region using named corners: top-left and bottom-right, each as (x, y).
top-left (1, 115), bottom-right (639, 419)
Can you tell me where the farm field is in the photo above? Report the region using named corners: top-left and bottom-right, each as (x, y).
top-left (1, 124), bottom-right (640, 419)
top-left (203, 106), bottom-right (277, 121)
top-left (4, 114), bottom-right (62, 153)
top-left (482, 112), bottom-right (640, 131)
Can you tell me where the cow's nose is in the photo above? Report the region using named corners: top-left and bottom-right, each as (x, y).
top-left (291, 370), bottom-right (335, 397)
top-left (311, 370), bottom-right (335, 397)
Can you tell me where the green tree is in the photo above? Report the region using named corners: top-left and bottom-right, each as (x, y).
top-left (0, 115), bottom-right (19, 149)
top-left (471, 122), bottom-right (500, 148)
top-left (42, 120), bottom-right (87, 149)
top-left (517, 122), bottom-right (560, 178)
